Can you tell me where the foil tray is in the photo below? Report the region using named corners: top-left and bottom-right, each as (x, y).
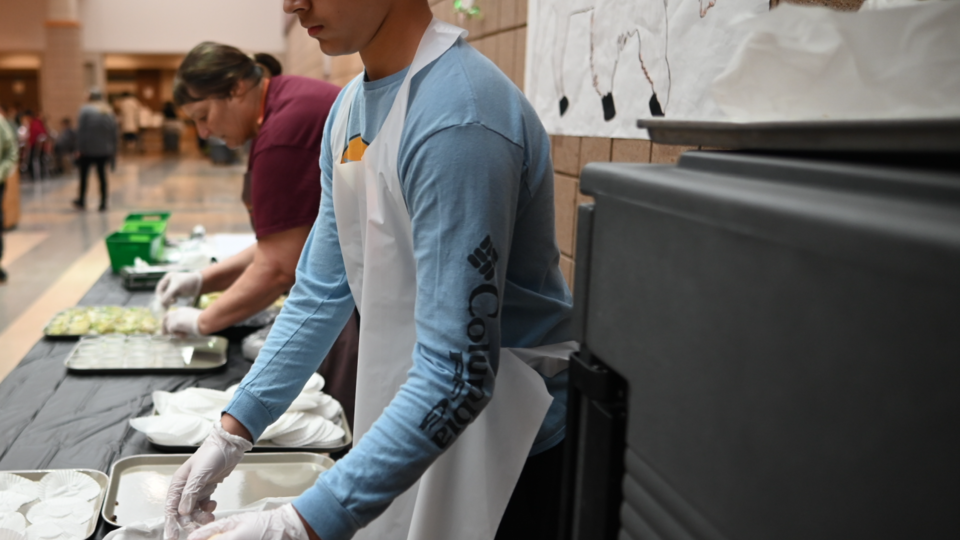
top-left (102, 453), bottom-right (335, 528)
top-left (64, 336), bottom-right (228, 375)
top-left (42, 306), bottom-right (160, 340)
top-left (2, 468), bottom-right (109, 540)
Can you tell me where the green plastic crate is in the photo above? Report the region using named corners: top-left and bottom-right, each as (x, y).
top-left (120, 221), bottom-right (167, 235)
top-left (124, 211), bottom-right (171, 223)
top-left (105, 232), bottom-right (164, 273)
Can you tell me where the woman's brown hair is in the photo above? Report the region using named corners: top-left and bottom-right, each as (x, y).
top-left (173, 42), bottom-right (282, 106)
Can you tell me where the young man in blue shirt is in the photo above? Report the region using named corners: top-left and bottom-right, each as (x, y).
top-left (164, 1), bottom-right (573, 540)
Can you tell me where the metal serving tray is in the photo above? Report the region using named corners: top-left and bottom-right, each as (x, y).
top-left (145, 410), bottom-right (353, 455)
top-left (43, 306), bottom-right (161, 340)
top-left (637, 117), bottom-right (960, 152)
top-left (102, 453), bottom-right (335, 528)
top-left (64, 336), bottom-right (228, 375)
top-left (2, 469), bottom-right (109, 540)
top-left (119, 267), bottom-right (170, 291)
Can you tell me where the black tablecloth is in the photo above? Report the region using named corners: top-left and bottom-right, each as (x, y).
top-left (0, 270), bottom-right (253, 537)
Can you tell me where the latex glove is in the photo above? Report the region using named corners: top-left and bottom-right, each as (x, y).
top-left (163, 307), bottom-right (203, 337)
top-left (164, 422), bottom-right (253, 540)
top-left (187, 504), bottom-right (309, 540)
top-left (157, 271), bottom-right (204, 308)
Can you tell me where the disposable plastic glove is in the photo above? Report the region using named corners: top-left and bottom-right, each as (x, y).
top-left (187, 504), bottom-right (309, 540)
top-left (164, 422), bottom-right (254, 540)
top-left (162, 307), bottom-right (204, 337)
top-left (157, 271), bottom-right (204, 308)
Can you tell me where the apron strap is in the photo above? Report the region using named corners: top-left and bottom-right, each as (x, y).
top-left (377, 19), bottom-right (467, 181)
top-left (328, 75), bottom-right (365, 168)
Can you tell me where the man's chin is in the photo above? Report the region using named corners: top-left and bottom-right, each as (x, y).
top-left (317, 39), bottom-right (355, 57)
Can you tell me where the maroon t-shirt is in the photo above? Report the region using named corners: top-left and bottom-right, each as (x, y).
top-left (244, 75), bottom-right (341, 238)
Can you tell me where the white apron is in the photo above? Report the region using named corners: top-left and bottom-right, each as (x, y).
top-left (330, 18), bottom-right (575, 540)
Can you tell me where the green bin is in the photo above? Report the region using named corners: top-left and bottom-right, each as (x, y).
top-left (125, 211), bottom-right (171, 223)
top-left (105, 232), bottom-right (164, 273)
top-left (120, 221), bottom-right (167, 235)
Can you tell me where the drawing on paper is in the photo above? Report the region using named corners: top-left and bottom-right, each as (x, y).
top-left (700, 0), bottom-right (717, 17)
top-left (550, 0), bottom-right (674, 122)
top-left (527, 0), bottom-right (766, 139)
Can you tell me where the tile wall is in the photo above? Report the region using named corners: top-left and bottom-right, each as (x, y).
top-left (41, 23), bottom-right (85, 125)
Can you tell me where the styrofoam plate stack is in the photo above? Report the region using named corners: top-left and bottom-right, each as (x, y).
top-left (0, 471), bottom-right (103, 540)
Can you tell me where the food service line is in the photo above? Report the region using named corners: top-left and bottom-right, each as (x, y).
top-left (0, 268), bottom-right (255, 540)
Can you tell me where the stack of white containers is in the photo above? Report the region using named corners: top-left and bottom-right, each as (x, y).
top-left (0, 471), bottom-right (101, 540)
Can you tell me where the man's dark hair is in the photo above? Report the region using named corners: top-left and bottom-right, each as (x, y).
top-left (174, 42), bottom-right (269, 106)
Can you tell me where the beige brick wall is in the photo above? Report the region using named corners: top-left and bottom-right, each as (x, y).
top-left (0, 0), bottom-right (45, 52)
top-left (431, 0), bottom-right (527, 87)
top-left (41, 24), bottom-right (84, 125)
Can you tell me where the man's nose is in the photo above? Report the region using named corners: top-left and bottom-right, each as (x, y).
top-left (283, 0), bottom-right (306, 14)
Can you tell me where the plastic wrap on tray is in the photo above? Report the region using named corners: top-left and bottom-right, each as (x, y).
top-left (44, 307), bottom-right (159, 337)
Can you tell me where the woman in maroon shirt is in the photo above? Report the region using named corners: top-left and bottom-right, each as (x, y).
top-left (156, 43), bottom-right (359, 424)
top-left (25, 111), bottom-right (49, 180)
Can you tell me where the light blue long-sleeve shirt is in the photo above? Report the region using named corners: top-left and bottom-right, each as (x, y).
top-left (223, 37), bottom-right (572, 540)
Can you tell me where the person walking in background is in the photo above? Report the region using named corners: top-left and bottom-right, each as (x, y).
top-left (0, 103), bottom-right (19, 283)
top-left (161, 102), bottom-right (184, 154)
top-left (8, 106), bottom-right (23, 129)
top-left (118, 91), bottom-right (141, 153)
top-left (54, 117), bottom-right (77, 175)
top-left (74, 89), bottom-right (117, 212)
top-left (24, 110), bottom-right (48, 180)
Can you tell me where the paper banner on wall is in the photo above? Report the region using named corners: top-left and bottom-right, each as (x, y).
top-left (525, 0), bottom-right (768, 139)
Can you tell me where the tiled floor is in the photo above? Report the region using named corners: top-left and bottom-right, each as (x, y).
top-left (0, 156), bottom-right (253, 380)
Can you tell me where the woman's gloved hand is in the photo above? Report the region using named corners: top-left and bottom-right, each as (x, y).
top-left (164, 422), bottom-right (254, 540)
top-left (186, 504), bottom-right (310, 540)
top-left (162, 307), bottom-right (204, 337)
top-left (156, 271), bottom-right (204, 308)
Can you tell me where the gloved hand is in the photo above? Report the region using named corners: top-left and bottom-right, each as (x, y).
top-left (164, 422), bottom-right (253, 540)
top-left (162, 307), bottom-right (204, 337)
top-left (157, 271), bottom-right (204, 308)
top-left (187, 504), bottom-right (309, 540)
